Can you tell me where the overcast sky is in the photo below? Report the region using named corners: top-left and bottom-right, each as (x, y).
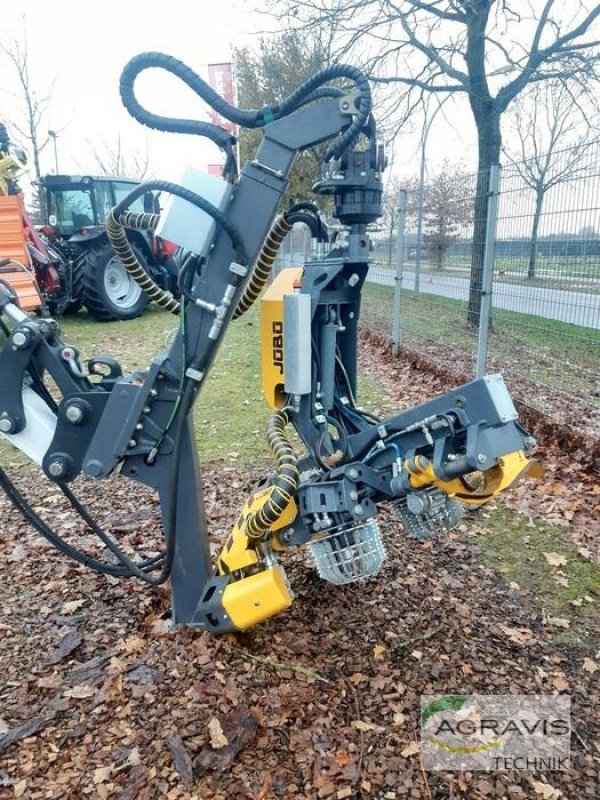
top-left (1, 0), bottom-right (263, 184)
top-left (1, 0), bottom-right (481, 191)
top-left (1, 0), bottom-right (596, 207)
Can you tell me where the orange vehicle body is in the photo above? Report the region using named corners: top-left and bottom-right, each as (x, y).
top-left (0, 194), bottom-right (42, 312)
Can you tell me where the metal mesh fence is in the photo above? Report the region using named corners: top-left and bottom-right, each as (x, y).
top-left (366, 141), bottom-right (600, 436)
top-left (271, 139), bottom-right (600, 435)
top-left (487, 144), bottom-right (600, 427)
top-left (366, 167), bottom-right (487, 378)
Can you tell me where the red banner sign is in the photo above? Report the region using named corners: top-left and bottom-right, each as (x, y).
top-left (208, 63), bottom-right (236, 134)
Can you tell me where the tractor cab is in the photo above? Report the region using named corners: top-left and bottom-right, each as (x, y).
top-left (39, 175), bottom-right (151, 239)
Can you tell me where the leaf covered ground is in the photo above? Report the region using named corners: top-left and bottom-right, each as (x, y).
top-left (0, 328), bottom-right (598, 800)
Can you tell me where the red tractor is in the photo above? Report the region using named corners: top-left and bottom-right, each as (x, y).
top-left (0, 124), bottom-right (178, 320)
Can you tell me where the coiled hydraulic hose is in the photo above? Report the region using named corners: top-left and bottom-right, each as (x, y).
top-left (233, 214), bottom-right (293, 319)
top-left (106, 210), bottom-right (182, 315)
top-left (245, 409), bottom-right (299, 539)
top-left (119, 52), bottom-right (372, 162)
top-left (233, 203), bottom-right (326, 320)
top-left (105, 178), bottom-right (249, 316)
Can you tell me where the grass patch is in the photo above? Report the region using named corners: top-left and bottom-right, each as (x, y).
top-left (361, 282), bottom-right (600, 399)
top-left (472, 505), bottom-right (600, 646)
top-left (1, 302), bottom-right (388, 468)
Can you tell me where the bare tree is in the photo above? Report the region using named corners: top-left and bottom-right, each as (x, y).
top-left (268, 1), bottom-right (600, 323)
top-left (421, 160), bottom-right (472, 270)
top-left (503, 79), bottom-right (598, 279)
top-left (90, 134), bottom-right (150, 180)
top-left (381, 174), bottom-right (402, 265)
top-left (0, 27), bottom-right (54, 182)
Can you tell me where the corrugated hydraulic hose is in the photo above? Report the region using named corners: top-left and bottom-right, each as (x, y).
top-left (245, 409), bottom-right (299, 539)
top-left (106, 210), bottom-right (181, 315)
top-left (233, 214), bottom-right (293, 320)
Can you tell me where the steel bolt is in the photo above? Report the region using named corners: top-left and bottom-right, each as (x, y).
top-left (353, 504), bottom-right (364, 516)
top-left (128, 439), bottom-right (137, 448)
top-left (48, 460), bottom-right (66, 478)
top-left (348, 468), bottom-right (359, 480)
top-left (0, 417), bottom-right (14, 434)
top-left (150, 389), bottom-right (159, 398)
top-left (12, 331), bottom-right (29, 348)
top-left (65, 405), bottom-right (84, 425)
top-left (135, 423), bottom-right (143, 431)
top-left (85, 460), bottom-right (104, 478)
top-left (477, 453), bottom-right (487, 464)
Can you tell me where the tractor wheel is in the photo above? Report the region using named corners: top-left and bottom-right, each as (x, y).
top-left (81, 241), bottom-right (149, 321)
top-left (61, 254), bottom-right (84, 315)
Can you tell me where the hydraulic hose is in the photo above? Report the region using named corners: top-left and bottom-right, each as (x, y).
top-left (119, 52), bottom-right (371, 161)
top-left (245, 409), bottom-right (299, 539)
top-left (0, 464), bottom-right (162, 578)
top-left (106, 179), bottom-right (249, 316)
top-left (233, 214), bottom-right (293, 319)
top-left (106, 210), bottom-right (181, 315)
top-left (233, 204), bottom-right (327, 320)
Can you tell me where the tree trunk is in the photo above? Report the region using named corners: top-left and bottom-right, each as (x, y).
top-left (467, 112), bottom-right (501, 326)
top-left (528, 188), bottom-right (545, 280)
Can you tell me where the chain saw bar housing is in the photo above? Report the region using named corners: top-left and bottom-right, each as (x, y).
top-left (0, 52), bottom-right (539, 635)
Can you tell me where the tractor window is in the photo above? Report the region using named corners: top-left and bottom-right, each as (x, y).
top-left (47, 189), bottom-right (94, 235)
top-left (112, 182), bottom-right (145, 215)
top-left (93, 181), bottom-right (114, 224)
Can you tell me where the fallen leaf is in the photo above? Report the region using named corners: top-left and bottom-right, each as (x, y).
top-left (62, 599), bottom-right (86, 614)
top-left (208, 716), bottom-right (229, 749)
top-left (393, 712), bottom-right (406, 726)
top-left (167, 736), bottom-right (193, 787)
top-left (531, 780), bottom-right (562, 799)
top-left (351, 720), bottom-right (384, 733)
top-left (196, 709), bottom-right (257, 775)
top-left (93, 766), bottom-right (111, 784)
top-left (498, 624), bottom-right (534, 644)
top-left (14, 780), bottom-right (27, 798)
top-left (43, 630), bottom-right (82, 666)
top-left (401, 741), bottom-right (421, 757)
top-left (64, 684), bottom-right (96, 699)
top-left (545, 616), bottom-right (570, 629)
top-left (544, 553), bottom-right (567, 568)
top-left (552, 674), bottom-right (569, 691)
top-left (373, 644), bottom-right (386, 661)
top-left (582, 658), bottom-right (598, 674)
top-left (0, 704), bottom-right (60, 753)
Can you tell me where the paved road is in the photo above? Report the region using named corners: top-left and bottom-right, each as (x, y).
top-left (367, 267), bottom-right (600, 329)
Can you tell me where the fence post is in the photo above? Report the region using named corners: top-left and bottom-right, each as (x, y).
top-left (392, 189), bottom-right (408, 357)
top-left (476, 164), bottom-right (501, 378)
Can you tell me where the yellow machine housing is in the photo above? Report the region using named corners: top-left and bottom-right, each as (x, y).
top-left (221, 566), bottom-right (292, 630)
top-left (261, 267), bottom-right (304, 409)
top-left (216, 485), bottom-right (298, 630)
top-left (405, 450), bottom-right (542, 506)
